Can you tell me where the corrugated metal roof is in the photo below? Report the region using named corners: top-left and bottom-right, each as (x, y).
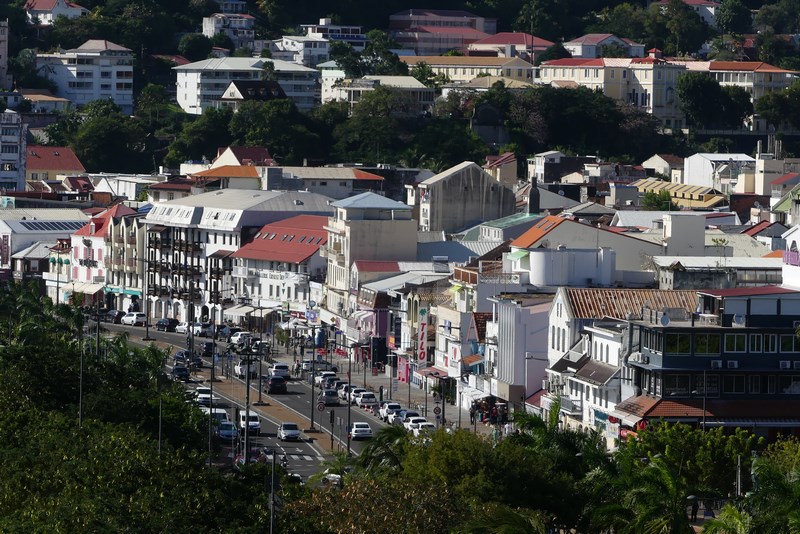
top-left (651, 256), bottom-right (783, 269)
top-left (575, 359), bottom-right (619, 386)
top-left (565, 288), bottom-right (698, 319)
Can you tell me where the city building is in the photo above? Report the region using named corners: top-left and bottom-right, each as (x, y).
top-left (44, 238), bottom-right (72, 304)
top-left (467, 32), bottom-right (553, 63)
top-left (389, 9), bottom-right (497, 55)
top-left (24, 0), bottom-right (88, 25)
top-left (262, 166), bottom-right (384, 200)
top-left (482, 152), bottom-right (517, 188)
top-left (0, 110), bottom-right (27, 191)
top-left (215, 80), bottom-right (287, 112)
top-left (103, 208), bottom-right (146, 312)
top-left (326, 76), bottom-right (434, 114)
top-left (401, 55), bottom-right (534, 84)
top-left (202, 13), bottom-right (256, 50)
top-left (654, 0), bottom-right (720, 27)
top-left (641, 153), bottom-right (685, 178)
top-left (174, 57), bottom-right (319, 113)
top-left (24, 146), bottom-right (85, 181)
top-left (301, 18), bottom-right (367, 51)
top-left (408, 161), bottom-right (516, 234)
top-left (563, 34), bottom-right (645, 58)
top-left (17, 89), bottom-right (71, 113)
top-left (624, 178), bottom-right (727, 210)
top-left (270, 35), bottom-right (329, 67)
top-left (36, 40), bottom-right (134, 114)
top-left (526, 151), bottom-right (597, 184)
top-left (681, 153), bottom-right (756, 192)
top-left (650, 255), bottom-right (783, 289)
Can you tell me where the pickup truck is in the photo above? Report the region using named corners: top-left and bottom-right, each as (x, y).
top-left (234, 359), bottom-right (258, 379)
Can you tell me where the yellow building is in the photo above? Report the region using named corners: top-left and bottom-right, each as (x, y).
top-left (401, 55), bottom-right (534, 84)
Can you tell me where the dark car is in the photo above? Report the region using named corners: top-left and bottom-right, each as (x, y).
top-left (171, 365), bottom-right (190, 382)
top-left (105, 310), bottom-right (125, 324)
top-left (155, 318), bottom-right (179, 332)
top-left (174, 350), bottom-right (203, 369)
top-left (266, 376), bottom-right (287, 394)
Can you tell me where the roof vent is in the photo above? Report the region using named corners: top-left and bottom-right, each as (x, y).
top-left (294, 199), bottom-right (304, 205)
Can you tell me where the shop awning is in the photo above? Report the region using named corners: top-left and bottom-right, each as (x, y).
top-left (461, 354), bottom-right (484, 367)
top-left (148, 225), bottom-right (167, 233)
top-left (71, 282), bottom-right (105, 295)
top-left (224, 305), bottom-right (254, 317)
top-left (507, 249), bottom-right (529, 261)
top-left (415, 366), bottom-right (448, 378)
top-left (608, 409), bottom-right (643, 427)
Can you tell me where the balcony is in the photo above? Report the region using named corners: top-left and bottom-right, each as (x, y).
top-left (147, 261), bottom-right (171, 272)
top-left (452, 263), bottom-right (519, 285)
top-left (172, 263), bottom-right (203, 276)
top-left (208, 267), bottom-right (226, 278)
top-left (174, 240), bottom-right (202, 253)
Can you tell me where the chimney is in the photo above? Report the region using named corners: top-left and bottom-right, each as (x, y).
top-left (528, 175), bottom-right (540, 215)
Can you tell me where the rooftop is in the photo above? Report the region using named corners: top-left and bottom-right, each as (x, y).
top-left (331, 192), bottom-right (410, 210)
top-left (470, 32), bottom-right (553, 48)
top-left (564, 288), bottom-right (698, 319)
top-left (25, 146), bottom-right (85, 172)
top-left (231, 215), bottom-right (327, 263)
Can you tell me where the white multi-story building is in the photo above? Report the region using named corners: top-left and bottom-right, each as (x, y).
top-left (301, 18), bottom-right (367, 51)
top-left (270, 36), bottom-right (330, 67)
top-left (174, 57), bottom-right (319, 113)
top-left (326, 76), bottom-right (435, 114)
top-left (104, 209), bottom-right (146, 313)
top-left (202, 13), bottom-right (256, 50)
top-left (563, 33), bottom-right (645, 59)
top-left (0, 110), bottom-right (27, 191)
top-left (401, 55), bottom-right (535, 84)
top-left (36, 40), bottom-right (134, 114)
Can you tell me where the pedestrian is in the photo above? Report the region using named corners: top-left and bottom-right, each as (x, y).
top-left (490, 405), bottom-right (498, 425)
top-left (690, 500), bottom-right (699, 522)
top-left (469, 404), bottom-right (476, 424)
top-left (503, 421), bottom-right (513, 437)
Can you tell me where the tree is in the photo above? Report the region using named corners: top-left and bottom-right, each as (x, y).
top-left (662, 0), bottom-right (708, 56)
top-left (599, 43), bottom-right (629, 57)
top-left (73, 114), bottom-right (148, 173)
top-left (717, 0), bottom-right (753, 34)
top-left (755, 91), bottom-right (788, 129)
top-left (164, 107), bottom-right (233, 168)
top-left (534, 43), bottom-right (571, 66)
top-left (703, 503), bottom-right (755, 534)
top-left (720, 85), bottom-right (754, 129)
top-left (642, 190), bottom-right (679, 210)
top-left (178, 33), bottom-right (213, 62)
top-left (357, 425), bottom-right (409, 472)
top-left (677, 72), bottom-right (724, 128)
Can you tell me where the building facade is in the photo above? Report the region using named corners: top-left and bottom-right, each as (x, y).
top-left (0, 110), bottom-right (27, 191)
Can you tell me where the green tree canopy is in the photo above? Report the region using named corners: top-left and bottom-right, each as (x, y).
top-left (717, 0), bottom-right (753, 34)
top-left (178, 33), bottom-right (213, 62)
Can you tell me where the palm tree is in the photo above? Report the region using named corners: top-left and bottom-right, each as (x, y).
top-left (307, 451), bottom-right (355, 487)
top-left (454, 503), bottom-right (549, 534)
top-left (357, 424), bottom-right (409, 473)
top-left (703, 503), bottom-right (754, 534)
top-left (622, 457), bottom-right (694, 534)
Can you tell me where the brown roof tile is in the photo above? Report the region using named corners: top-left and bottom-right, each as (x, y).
top-left (565, 288), bottom-right (697, 320)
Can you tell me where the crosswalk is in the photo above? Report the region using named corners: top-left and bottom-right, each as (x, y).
top-left (226, 451), bottom-right (322, 462)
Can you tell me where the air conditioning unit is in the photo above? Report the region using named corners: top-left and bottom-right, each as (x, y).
top-left (711, 360), bottom-right (723, 369)
top-left (780, 360), bottom-right (791, 369)
top-left (727, 360), bottom-right (739, 369)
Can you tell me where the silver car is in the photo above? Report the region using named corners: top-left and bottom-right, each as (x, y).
top-left (278, 422), bottom-right (302, 441)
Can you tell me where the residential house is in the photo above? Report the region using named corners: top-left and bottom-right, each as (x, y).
top-left (0, 110), bottom-right (27, 191)
top-left (24, 0), bottom-right (88, 25)
top-left (144, 190), bottom-right (334, 324)
top-left (440, 75), bottom-right (535, 99)
top-left (11, 241), bottom-right (54, 284)
top-left (44, 238), bottom-right (72, 304)
top-left (401, 55), bottom-right (534, 84)
top-left (191, 165), bottom-right (260, 190)
top-left (262, 166), bottom-right (384, 200)
top-left (389, 9), bottom-right (496, 55)
top-left (654, 0), bottom-right (720, 27)
top-left (467, 32), bottom-right (553, 63)
top-left (146, 177), bottom-right (197, 203)
top-left (612, 287), bottom-right (800, 440)
top-left (526, 151), bottom-right (597, 184)
top-left (740, 220), bottom-right (788, 250)
top-left (515, 183), bottom-right (581, 213)
top-left (408, 161), bottom-right (516, 234)
top-left (230, 215), bottom-right (328, 330)
top-left (681, 153), bottom-right (755, 192)
top-left (563, 33), bottom-right (645, 58)
top-left (270, 35), bottom-right (330, 67)
top-left (325, 76), bottom-right (435, 114)
top-left (319, 192), bottom-right (417, 342)
top-left (218, 0), bottom-right (247, 13)
top-left (92, 173), bottom-right (166, 201)
top-left (624, 178), bottom-right (727, 210)
top-left (25, 145), bottom-right (84, 181)
top-left (69, 203), bottom-right (137, 305)
top-left (651, 255), bottom-right (783, 289)
top-left (215, 80), bottom-right (287, 112)
top-left (174, 57), bottom-right (319, 114)
top-left (202, 13), bottom-right (256, 50)
top-left (459, 212), bottom-right (542, 242)
top-left (301, 18), bottom-right (367, 51)
top-left (641, 153), bottom-right (685, 178)
top-left (36, 40), bottom-right (135, 114)
top-left (18, 89), bottom-right (71, 113)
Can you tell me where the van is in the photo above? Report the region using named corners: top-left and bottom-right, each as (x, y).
top-left (238, 410), bottom-right (261, 435)
top-left (200, 407), bottom-right (229, 423)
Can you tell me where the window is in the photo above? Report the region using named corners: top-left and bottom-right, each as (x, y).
top-left (749, 334), bottom-right (762, 353)
top-left (723, 375), bottom-right (746, 394)
top-left (551, 326), bottom-right (555, 349)
top-left (779, 375), bottom-right (800, 394)
top-left (765, 334), bottom-right (778, 353)
top-left (768, 375), bottom-right (776, 394)
top-left (749, 375), bottom-right (760, 394)
top-left (665, 333), bottom-right (691, 354)
top-left (781, 335), bottom-right (797, 353)
top-left (664, 374), bottom-right (690, 396)
top-left (725, 333), bottom-right (746, 353)
top-left (695, 333), bottom-right (720, 354)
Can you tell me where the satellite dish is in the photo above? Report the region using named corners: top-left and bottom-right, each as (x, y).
top-left (734, 314), bottom-right (745, 325)
top-left (660, 314), bottom-right (670, 327)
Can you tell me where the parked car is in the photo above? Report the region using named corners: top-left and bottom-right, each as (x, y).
top-left (379, 402), bottom-right (402, 422)
top-left (234, 359), bottom-right (258, 379)
top-left (266, 376), bottom-right (287, 394)
top-left (216, 325), bottom-right (242, 341)
top-left (121, 312), bottom-right (146, 326)
top-left (270, 363), bottom-right (290, 379)
top-left (404, 416), bottom-right (428, 432)
top-left (174, 350), bottom-right (202, 368)
top-left (277, 422), bottom-right (302, 441)
top-left (191, 322), bottom-right (213, 337)
top-left (331, 379), bottom-right (348, 392)
top-left (314, 371), bottom-right (337, 387)
top-left (230, 331), bottom-right (252, 345)
top-left (348, 388), bottom-right (367, 405)
top-left (349, 421), bottom-right (373, 440)
top-left (413, 422), bottom-right (437, 436)
top-left (105, 310), bottom-right (125, 324)
top-left (356, 392), bottom-right (378, 409)
top-left (338, 384), bottom-right (356, 400)
top-left (170, 365), bottom-right (190, 382)
top-left (322, 376), bottom-right (340, 390)
top-left (218, 421), bottom-right (239, 442)
top-left (175, 322), bottom-right (190, 334)
top-left (302, 358), bottom-right (336, 372)
top-left (238, 410), bottom-right (260, 435)
top-left (390, 409), bottom-right (420, 426)
top-left (155, 318), bottom-right (179, 332)
top-left (319, 389), bottom-right (340, 406)
top-left (195, 391), bottom-right (218, 407)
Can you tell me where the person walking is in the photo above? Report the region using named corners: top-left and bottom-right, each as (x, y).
top-left (469, 404), bottom-right (476, 425)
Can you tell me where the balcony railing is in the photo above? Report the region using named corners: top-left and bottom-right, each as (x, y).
top-left (174, 240), bottom-right (202, 253)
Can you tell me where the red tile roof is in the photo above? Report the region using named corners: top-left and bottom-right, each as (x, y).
top-left (566, 33), bottom-right (614, 45)
top-left (656, 153), bottom-right (685, 166)
top-left (771, 172), bottom-right (800, 186)
top-left (565, 288), bottom-right (697, 319)
top-left (74, 203), bottom-right (137, 238)
top-left (741, 220), bottom-right (770, 236)
top-left (619, 396), bottom-right (800, 420)
top-left (413, 26), bottom-right (490, 38)
top-left (192, 165), bottom-right (260, 178)
top-left (150, 177), bottom-right (196, 191)
top-left (764, 250), bottom-right (784, 258)
top-left (470, 32), bottom-right (554, 49)
top-left (151, 54), bottom-right (191, 66)
top-left (216, 146), bottom-right (272, 166)
top-left (509, 215), bottom-right (569, 248)
top-left (26, 146), bottom-right (85, 172)
top-left (708, 60), bottom-right (794, 73)
top-left (484, 151), bottom-right (517, 169)
top-left (353, 260), bottom-right (401, 273)
top-left (231, 215), bottom-right (328, 263)
top-left (352, 169), bottom-right (385, 181)
top-left (64, 175), bottom-right (93, 193)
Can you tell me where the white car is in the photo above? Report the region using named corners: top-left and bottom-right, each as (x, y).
top-left (314, 371), bottom-right (337, 387)
top-left (175, 322), bottom-right (190, 334)
top-left (230, 331), bottom-right (252, 345)
top-left (390, 410), bottom-right (420, 426)
top-left (349, 422), bottom-right (373, 440)
top-left (121, 312), bottom-right (146, 326)
top-left (413, 422), bottom-right (437, 436)
top-left (270, 363), bottom-right (290, 379)
top-left (238, 410), bottom-right (260, 435)
top-left (277, 422), bottom-right (302, 441)
top-left (379, 402), bottom-right (402, 422)
top-left (355, 392), bottom-right (378, 409)
top-left (191, 322), bottom-right (212, 337)
top-left (348, 388), bottom-right (367, 405)
top-left (404, 417), bottom-right (428, 432)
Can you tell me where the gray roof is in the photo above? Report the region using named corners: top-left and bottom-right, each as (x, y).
top-left (156, 189), bottom-right (333, 211)
top-left (651, 256), bottom-right (782, 269)
top-left (0, 209), bottom-right (88, 221)
top-left (2, 220), bottom-right (85, 234)
top-left (12, 241), bottom-right (56, 260)
top-left (173, 57), bottom-right (317, 73)
top-left (332, 192), bottom-right (411, 210)
top-left (363, 271), bottom-right (451, 293)
top-left (564, 201), bottom-right (616, 216)
top-left (420, 161), bottom-right (482, 186)
top-left (611, 210), bottom-right (703, 227)
top-left (538, 187), bottom-right (580, 210)
top-left (416, 240), bottom-right (505, 262)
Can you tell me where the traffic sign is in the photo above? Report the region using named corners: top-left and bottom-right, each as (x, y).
top-left (306, 311), bottom-right (317, 322)
top-left (309, 300), bottom-right (317, 308)
top-left (317, 402), bottom-right (326, 412)
top-left (433, 406), bottom-right (441, 415)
